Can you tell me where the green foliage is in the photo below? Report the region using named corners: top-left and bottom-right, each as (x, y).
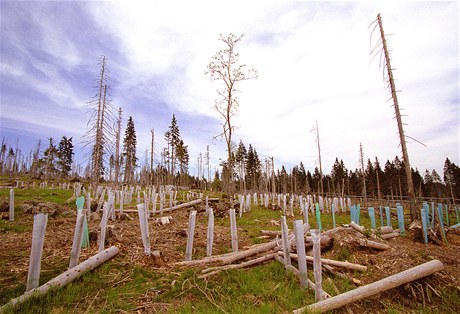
top-left (57, 136), bottom-right (74, 178)
top-left (123, 116), bottom-right (137, 183)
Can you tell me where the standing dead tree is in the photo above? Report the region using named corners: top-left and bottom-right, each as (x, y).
top-left (150, 128), bottom-right (155, 186)
top-left (82, 56), bottom-right (116, 183)
top-left (114, 107), bottom-right (122, 186)
top-left (206, 33), bottom-right (257, 194)
top-left (370, 14), bottom-right (418, 220)
top-left (359, 143), bottom-right (367, 202)
top-left (311, 120), bottom-right (324, 196)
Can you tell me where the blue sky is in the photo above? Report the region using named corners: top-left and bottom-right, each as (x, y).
top-left (1, 1), bottom-right (458, 177)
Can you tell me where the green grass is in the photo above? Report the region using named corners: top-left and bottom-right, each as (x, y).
top-left (0, 188), bottom-right (73, 206)
top-left (0, 219), bottom-right (31, 233)
top-left (1, 187), bottom-right (459, 313)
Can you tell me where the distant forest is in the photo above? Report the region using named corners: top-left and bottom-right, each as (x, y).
top-left (1, 136), bottom-right (459, 202)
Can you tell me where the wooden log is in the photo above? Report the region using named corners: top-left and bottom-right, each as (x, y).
top-left (161, 199), bottom-right (203, 213)
top-left (322, 227), bottom-right (346, 236)
top-left (285, 252), bottom-right (367, 272)
top-left (199, 253), bottom-right (275, 278)
top-left (1, 246), bottom-right (119, 312)
top-left (174, 240), bottom-right (278, 267)
top-left (260, 230), bottom-right (282, 237)
top-left (356, 238), bottom-right (390, 250)
top-left (349, 221), bottom-right (364, 233)
top-left (322, 264), bottom-right (362, 285)
top-left (380, 232), bottom-right (399, 240)
top-left (294, 260), bottom-right (444, 314)
top-left (350, 221), bottom-right (377, 238)
top-left (378, 226), bottom-right (393, 234)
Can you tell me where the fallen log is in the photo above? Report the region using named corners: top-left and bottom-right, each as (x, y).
top-left (174, 240), bottom-right (278, 267)
top-left (304, 235), bottom-right (333, 252)
top-left (260, 230), bottom-right (282, 237)
top-left (293, 259), bottom-right (444, 314)
top-left (199, 253), bottom-right (275, 278)
top-left (162, 199), bottom-right (202, 212)
top-left (322, 264), bottom-right (362, 286)
top-left (355, 238), bottom-right (390, 250)
top-left (349, 221), bottom-right (364, 233)
top-left (380, 232), bottom-right (399, 240)
top-left (378, 226), bottom-right (393, 234)
top-left (1, 246), bottom-right (119, 312)
top-left (349, 222), bottom-right (377, 239)
top-left (283, 252), bottom-right (367, 272)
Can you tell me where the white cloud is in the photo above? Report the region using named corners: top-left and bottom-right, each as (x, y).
top-left (1, 1), bottom-right (458, 176)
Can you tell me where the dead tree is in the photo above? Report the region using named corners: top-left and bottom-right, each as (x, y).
top-left (150, 128), bottom-right (154, 185)
top-left (114, 107), bottom-right (122, 186)
top-left (311, 120), bottom-right (324, 196)
top-left (82, 56), bottom-right (116, 183)
top-left (206, 33), bottom-right (257, 194)
top-left (359, 143), bottom-right (367, 202)
top-left (370, 14), bottom-right (418, 220)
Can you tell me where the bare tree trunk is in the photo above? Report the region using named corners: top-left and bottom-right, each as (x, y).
top-left (377, 14), bottom-right (417, 221)
top-left (150, 128), bottom-right (154, 186)
top-left (359, 143), bottom-right (367, 202)
top-left (114, 107), bottom-right (122, 186)
top-left (295, 260), bottom-right (444, 313)
top-left (315, 121), bottom-right (324, 196)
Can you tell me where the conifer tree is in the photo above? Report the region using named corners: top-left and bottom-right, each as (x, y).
top-left (176, 139), bottom-right (189, 186)
top-left (123, 116), bottom-right (137, 184)
top-left (57, 136), bottom-right (74, 178)
top-left (235, 140), bottom-right (247, 192)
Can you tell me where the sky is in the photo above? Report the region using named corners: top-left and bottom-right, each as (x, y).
top-left (1, 0), bottom-right (459, 178)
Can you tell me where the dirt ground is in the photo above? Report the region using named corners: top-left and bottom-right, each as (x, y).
top-left (1, 200), bottom-right (459, 313)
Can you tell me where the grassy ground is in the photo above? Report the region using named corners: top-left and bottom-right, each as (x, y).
top-left (0, 185), bottom-right (459, 313)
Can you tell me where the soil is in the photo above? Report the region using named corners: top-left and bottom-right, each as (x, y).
top-left (1, 200), bottom-right (459, 313)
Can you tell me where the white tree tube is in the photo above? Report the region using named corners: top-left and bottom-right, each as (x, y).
top-left (206, 209), bottom-right (214, 257)
top-left (26, 213), bottom-right (48, 291)
top-left (294, 220), bottom-right (308, 287)
top-left (312, 229), bottom-right (323, 302)
top-left (185, 210), bottom-right (197, 261)
top-left (230, 208), bottom-right (238, 252)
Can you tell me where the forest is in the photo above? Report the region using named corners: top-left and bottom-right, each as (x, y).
top-left (1, 132), bottom-right (459, 202)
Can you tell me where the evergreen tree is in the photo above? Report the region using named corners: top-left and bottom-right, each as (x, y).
top-left (365, 159), bottom-right (376, 198)
top-left (444, 158), bottom-right (460, 199)
top-left (176, 139), bottom-right (189, 186)
top-left (168, 114), bottom-right (181, 184)
top-left (298, 162), bottom-right (307, 193)
top-left (123, 116), bottom-right (137, 183)
top-left (245, 144), bottom-right (261, 191)
top-left (57, 136), bottom-right (74, 178)
top-left (235, 140), bottom-right (247, 192)
top-left (374, 157), bottom-right (384, 199)
top-left (212, 169), bottom-right (222, 191)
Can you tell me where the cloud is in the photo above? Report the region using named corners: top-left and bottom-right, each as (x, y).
top-left (0, 0), bottom-right (458, 177)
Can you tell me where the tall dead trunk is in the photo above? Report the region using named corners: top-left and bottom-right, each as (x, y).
top-left (376, 14), bottom-right (417, 220)
top-left (114, 107), bottom-right (122, 186)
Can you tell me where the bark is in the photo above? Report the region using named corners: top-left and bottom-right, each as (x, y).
top-left (355, 238), bottom-right (390, 250)
top-left (2, 246), bottom-right (119, 312)
top-left (286, 252), bottom-right (367, 272)
top-left (294, 260), bottom-right (444, 313)
top-left (199, 253), bottom-right (275, 278)
top-left (174, 240), bottom-right (278, 267)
